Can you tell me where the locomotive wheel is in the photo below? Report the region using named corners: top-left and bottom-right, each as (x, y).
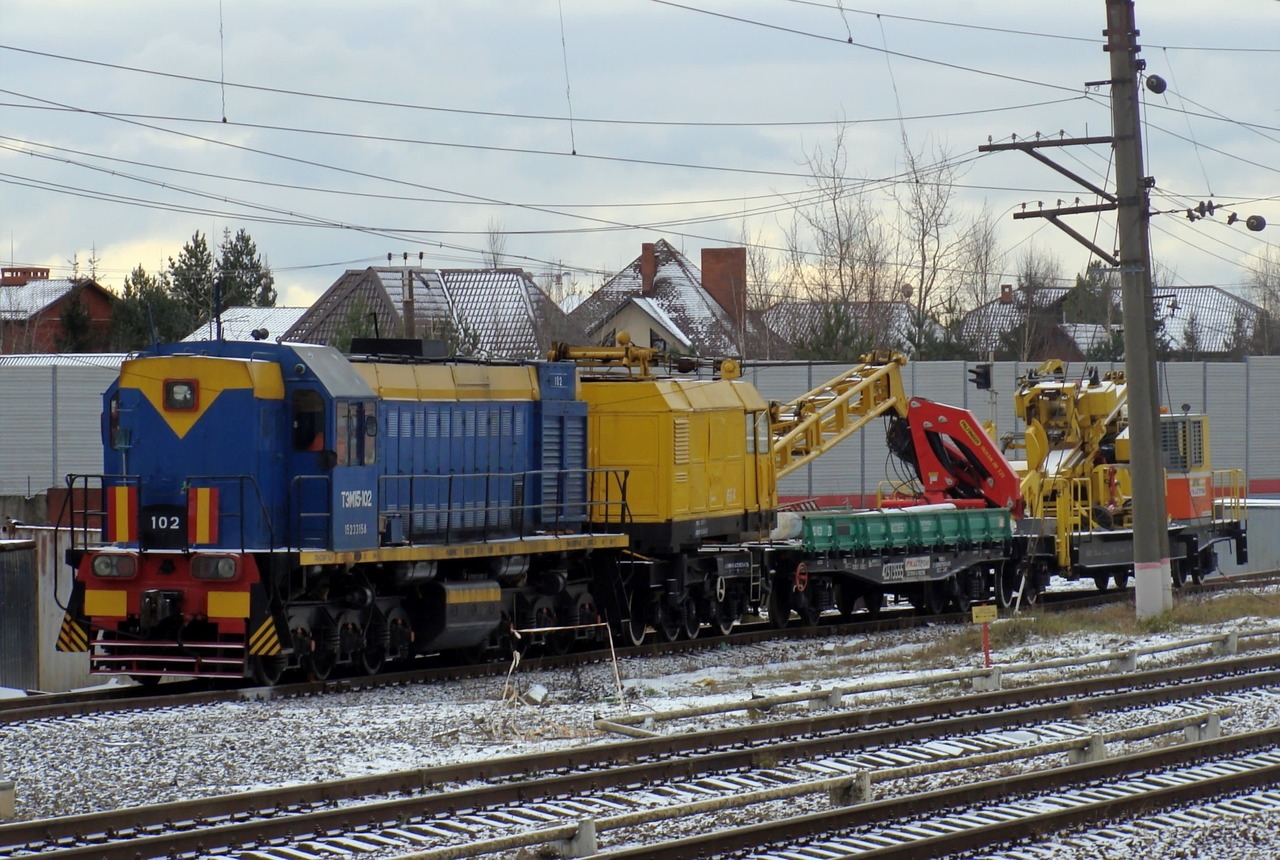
top-left (1113, 570), bottom-right (1131, 590)
top-left (251, 654), bottom-right (286, 686)
top-left (307, 647), bottom-right (336, 682)
top-left (1170, 560), bottom-right (1187, 590)
top-left (360, 612), bottom-right (388, 675)
top-left (306, 626), bottom-right (339, 681)
top-left (532, 598), bottom-right (570, 655)
top-left (680, 600), bottom-right (701, 640)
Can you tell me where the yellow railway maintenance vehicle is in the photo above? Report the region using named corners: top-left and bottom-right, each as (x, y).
top-left (1002, 360), bottom-right (1247, 591)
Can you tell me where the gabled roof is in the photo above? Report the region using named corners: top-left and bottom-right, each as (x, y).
top-left (962, 284), bottom-right (1264, 355)
top-left (0, 278), bottom-right (110, 321)
top-left (284, 266), bottom-right (586, 359)
top-left (183, 307), bottom-right (309, 342)
top-left (569, 239), bottom-right (785, 357)
top-left (761, 300), bottom-right (936, 354)
top-left (628, 297), bottom-right (694, 350)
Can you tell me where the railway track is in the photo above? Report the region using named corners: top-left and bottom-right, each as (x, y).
top-left (5, 649), bottom-right (1280, 859)
top-left (6, 568), bottom-right (1274, 727)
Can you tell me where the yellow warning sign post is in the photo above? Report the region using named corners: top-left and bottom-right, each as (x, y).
top-left (972, 603), bottom-right (997, 667)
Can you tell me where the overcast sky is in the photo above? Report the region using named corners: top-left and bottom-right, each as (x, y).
top-left (2, 1), bottom-right (1278, 309)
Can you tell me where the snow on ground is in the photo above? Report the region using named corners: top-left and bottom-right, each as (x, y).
top-left (3, 591), bottom-right (1280, 858)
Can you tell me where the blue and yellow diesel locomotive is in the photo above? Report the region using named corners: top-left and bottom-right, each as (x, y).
top-left (57, 337), bottom-right (785, 683)
top-left (57, 339), bottom-right (643, 683)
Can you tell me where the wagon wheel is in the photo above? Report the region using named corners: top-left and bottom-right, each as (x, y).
top-left (654, 602), bottom-right (681, 642)
top-left (767, 573), bottom-right (792, 629)
top-left (915, 581), bottom-right (948, 616)
top-left (711, 573), bottom-right (742, 634)
top-left (679, 598), bottom-right (701, 640)
top-left (835, 582), bottom-right (858, 619)
top-left (996, 567), bottom-right (1026, 610)
top-left (621, 594), bottom-right (648, 647)
top-left (1112, 570), bottom-right (1131, 590)
top-left (862, 590), bottom-right (884, 619)
top-left (1092, 572), bottom-right (1110, 592)
top-left (949, 575), bottom-right (973, 614)
top-left (796, 596), bottom-right (822, 627)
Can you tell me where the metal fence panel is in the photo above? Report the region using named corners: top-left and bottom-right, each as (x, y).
top-left (0, 541), bottom-right (37, 691)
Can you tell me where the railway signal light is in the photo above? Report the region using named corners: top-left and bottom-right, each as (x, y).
top-left (969, 363), bottom-right (992, 390)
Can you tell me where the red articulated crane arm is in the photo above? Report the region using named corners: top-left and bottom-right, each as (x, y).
top-left (886, 397), bottom-right (1023, 511)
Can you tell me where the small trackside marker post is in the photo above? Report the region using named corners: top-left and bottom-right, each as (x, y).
top-left (971, 603), bottom-right (998, 668)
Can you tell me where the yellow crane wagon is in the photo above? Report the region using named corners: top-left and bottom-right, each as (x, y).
top-left (1002, 360), bottom-right (1247, 590)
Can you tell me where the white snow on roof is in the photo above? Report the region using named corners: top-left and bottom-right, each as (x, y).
top-left (630, 297), bottom-right (694, 348)
top-left (0, 279), bottom-right (75, 320)
top-left (183, 307), bottom-right (309, 342)
top-left (0, 353), bottom-right (125, 368)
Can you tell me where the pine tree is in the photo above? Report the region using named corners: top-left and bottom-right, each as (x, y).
top-left (169, 231), bottom-right (217, 326)
top-left (216, 228), bottom-right (276, 309)
top-left (110, 266), bottom-right (189, 350)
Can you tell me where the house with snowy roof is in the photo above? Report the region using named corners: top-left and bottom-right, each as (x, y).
top-left (183, 306), bottom-right (309, 343)
top-left (569, 240), bottom-right (790, 359)
top-left (0, 267), bottom-right (115, 354)
top-left (283, 266), bottom-right (586, 359)
top-left (761, 300), bottom-right (942, 358)
top-left (961, 282), bottom-right (1266, 361)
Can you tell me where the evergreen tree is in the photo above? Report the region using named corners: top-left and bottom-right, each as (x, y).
top-left (169, 231), bottom-right (217, 327)
top-left (110, 266), bottom-right (189, 350)
top-left (57, 283), bottom-right (96, 352)
top-left (216, 228), bottom-right (277, 309)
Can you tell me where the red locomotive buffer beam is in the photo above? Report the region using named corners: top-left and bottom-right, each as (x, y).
top-left (886, 398), bottom-right (1022, 511)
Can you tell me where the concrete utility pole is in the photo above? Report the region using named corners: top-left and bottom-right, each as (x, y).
top-left (1105, 0), bottom-right (1172, 617)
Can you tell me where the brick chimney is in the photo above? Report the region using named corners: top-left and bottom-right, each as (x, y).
top-left (2, 267), bottom-right (50, 286)
top-left (639, 243), bottom-right (657, 296)
top-left (999, 283), bottom-right (1014, 304)
top-left (701, 247), bottom-right (748, 325)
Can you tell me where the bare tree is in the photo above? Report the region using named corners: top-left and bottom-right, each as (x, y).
top-left (484, 218), bottom-right (508, 268)
top-left (1247, 245), bottom-right (1280, 354)
top-left (890, 140), bottom-right (970, 357)
top-left (778, 127), bottom-right (900, 359)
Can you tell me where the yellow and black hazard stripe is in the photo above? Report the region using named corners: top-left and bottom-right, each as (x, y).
top-left (247, 616), bottom-right (282, 656)
top-left (56, 613), bottom-right (90, 652)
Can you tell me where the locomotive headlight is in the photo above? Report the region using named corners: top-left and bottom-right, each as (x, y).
top-left (91, 553), bottom-right (137, 578)
top-left (192, 555), bottom-right (238, 580)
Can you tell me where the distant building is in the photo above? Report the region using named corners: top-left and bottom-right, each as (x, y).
top-left (183, 306), bottom-right (309, 343)
top-left (284, 266), bottom-right (586, 359)
top-left (569, 240), bottom-right (789, 358)
top-left (761, 300), bottom-right (941, 357)
top-left (0, 267), bottom-right (115, 354)
top-left (960, 282), bottom-right (1266, 360)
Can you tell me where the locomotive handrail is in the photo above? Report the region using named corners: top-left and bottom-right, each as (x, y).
top-left (60, 473), bottom-right (141, 551)
top-left (182, 474), bottom-right (276, 552)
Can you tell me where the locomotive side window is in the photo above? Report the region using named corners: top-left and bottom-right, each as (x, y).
top-left (336, 401), bottom-right (351, 464)
top-left (164, 380), bottom-right (197, 411)
top-left (292, 389), bottom-right (325, 451)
